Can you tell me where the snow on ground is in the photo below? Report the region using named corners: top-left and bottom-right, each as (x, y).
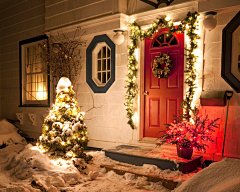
top-left (1, 119), bottom-right (240, 192)
top-left (0, 142), bottom-right (173, 192)
top-left (173, 158), bottom-right (240, 192)
top-left (0, 119), bottom-right (27, 146)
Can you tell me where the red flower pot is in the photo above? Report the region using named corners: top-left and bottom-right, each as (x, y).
top-left (177, 145), bottom-right (193, 159)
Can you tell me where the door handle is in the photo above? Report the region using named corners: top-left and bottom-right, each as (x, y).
top-left (144, 91), bottom-right (149, 95)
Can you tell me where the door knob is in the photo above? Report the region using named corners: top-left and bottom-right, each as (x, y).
top-left (144, 91), bottom-right (149, 95)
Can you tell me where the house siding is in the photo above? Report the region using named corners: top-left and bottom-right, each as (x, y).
top-left (45, 0), bottom-right (128, 31)
top-left (0, 0), bottom-right (46, 138)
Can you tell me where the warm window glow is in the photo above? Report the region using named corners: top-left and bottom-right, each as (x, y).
top-left (97, 46), bottom-right (111, 84)
top-left (26, 45), bottom-right (48, 101)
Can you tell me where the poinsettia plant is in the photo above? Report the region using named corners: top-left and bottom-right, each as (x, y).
top-left (157, 108), bottom-right (220, 152)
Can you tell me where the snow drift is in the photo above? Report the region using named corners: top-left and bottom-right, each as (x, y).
top-left (0, 119), bottom-right (26, 146)
top-left (174, 158), bottom-right (240, 192)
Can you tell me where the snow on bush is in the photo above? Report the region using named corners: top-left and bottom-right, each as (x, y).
top-left (0, 119), bottom-right (26, 146)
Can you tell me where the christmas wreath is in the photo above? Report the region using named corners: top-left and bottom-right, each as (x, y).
top-left (152, 53), bottom-right (173, 79)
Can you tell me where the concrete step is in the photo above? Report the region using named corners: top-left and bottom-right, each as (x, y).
top-left (103, 145), bottom-right (202, 174)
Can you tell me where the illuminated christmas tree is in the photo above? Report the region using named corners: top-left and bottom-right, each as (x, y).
top-left (37, 77), bottom-right (91, 161)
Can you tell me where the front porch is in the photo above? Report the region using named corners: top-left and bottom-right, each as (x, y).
top-left (103, 144), bottom-right (203, 174)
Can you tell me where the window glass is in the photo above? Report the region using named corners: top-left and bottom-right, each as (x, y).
top-left (86, 34), bottom-right (115, 93)
top-left (95, 45), bottom-right (111, 85)
top-left (19, 35), bottom-right (49, 107)
top-left (25, 44), bottom-right (48, 101)
top-left (153, 33), bottom-right (178, 47)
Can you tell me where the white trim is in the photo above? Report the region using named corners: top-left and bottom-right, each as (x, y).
top-left (129, 1), bottom-right (198, 25)
top-left (46, 13), bottom-right (129, 37)
top-left (92, 42), bottom-right (111, 87)
top-left (231, 25), bottom-right (240, 81)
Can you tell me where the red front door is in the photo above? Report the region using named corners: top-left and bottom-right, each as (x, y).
top-left (144, 29), bottom-right (184, 138)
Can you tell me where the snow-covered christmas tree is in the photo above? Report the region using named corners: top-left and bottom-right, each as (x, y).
top-left (37, 77), bottom-right (91, 161)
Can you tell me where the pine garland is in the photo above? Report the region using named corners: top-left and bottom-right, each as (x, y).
top-left (124, 12), bottom-right (200, 129)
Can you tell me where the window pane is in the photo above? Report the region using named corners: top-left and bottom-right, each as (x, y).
top-left (26, 92), bottom-right (31, 100)
top-left (32, 92), bottom-right (36, 100)
top-left (102, 72), bottom-right (106, 83)
top-left (98, 72), bottom-right (101, 82)
top-left (37, 74), bottom-right (43, 82)
top-left (34, 63), bottom-right (42, 73)
top-left (98, 60), bottom-right (101, 71)
top-left (43, 82), bottom-right (48, 91)
top-left (98, 50), bottom-right (101, 59)
top-left (31, 74), bottom-right (36, 83)
top-left (107, 59), bottom-right (110, 70)
top-left (107, 72), bottom-right (110, 81)
top-left (31, 82), bottom-right (36, 92)
top-left (27, 64), bottom-right (31, 73)
top-left (153, 40), bottom-right (160, 47)
top-left (107, 48), bottom-right (110, 58)
top-left (43, 92), bottom-right (47, 100)
top-left (102, 59), bottom-right (106, 71)
top-left (165, 33), bottom-right (173, 43)
top-left (43, 73), bottom-right (48, 82)
top-left (102, 47), bottom-right (106, 58)
top-left (27, 75), bottom-right (31, 83)
top-left (170, 37), bottom-right (178, 45)
top-left (27, 83), bottom-right (31, 92)
top-left (157, 34), bottom-right (164, 44)
top-left (37, 82), bottom-right (44, 100)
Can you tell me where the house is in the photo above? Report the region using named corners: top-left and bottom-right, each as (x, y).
top-left (0, 0), bottom-right (240, 159)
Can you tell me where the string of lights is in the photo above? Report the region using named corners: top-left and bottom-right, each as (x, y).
top-left (124, 12), bottom-right (200, 129)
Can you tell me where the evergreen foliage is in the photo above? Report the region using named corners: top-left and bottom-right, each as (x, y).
top-left (125, 12), bottom-right (200, 129)
top-left (37, 84), bottom-right (92, 162)
top-left (157, 108), bottom-right (220, 152)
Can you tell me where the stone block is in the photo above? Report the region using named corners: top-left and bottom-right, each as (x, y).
top-left (203, 58), bottom-right (221, 75)
top-left (116, 53), bottom-right (128, 67)
top-left (97, 127), bottom-right (117, 142)
top-left (108, 103), bottom-right (126, 116)
top-left (203, 74), bottom-right (215, 90)
top-left (116, 66), bottom-right (128, 79)
top-left (93, 94), bottom-right (105, 104)
top-left (204, 25), bottom-right (224, 44)
top-left (204, 42), bottom-right (222, 60)
top-left (108, 79), bottom-right (127, 92)
top-left (217, 11), bottom-right (239, 26)
top-left (115, 127), bottom-right (134, 143)
top-left (94, 104), bottom-right (108, 116)
top-left (214, 75), bottom-right (232, 91)
top-left (105, 91), bottom-right (125, 104)
top-left (107, 115), bottom-right (128, 129)
top-left (77, 92), bottom-right (93, 104)
top-left (88, 139), bottom-right (118, 149)
top-left (75, 82), bottom-right (92, 93)
top-left (88, 126), bottom-right (98, 140)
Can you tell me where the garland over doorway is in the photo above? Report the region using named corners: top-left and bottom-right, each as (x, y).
top-left (124, 12), bottom-right (200, 129)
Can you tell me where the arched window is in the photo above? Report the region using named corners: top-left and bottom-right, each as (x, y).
top-left (152, 33), bottom-right (178, 47)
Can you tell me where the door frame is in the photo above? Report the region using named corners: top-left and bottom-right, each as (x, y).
top-left (139, 31), bottom-right (188, 141)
